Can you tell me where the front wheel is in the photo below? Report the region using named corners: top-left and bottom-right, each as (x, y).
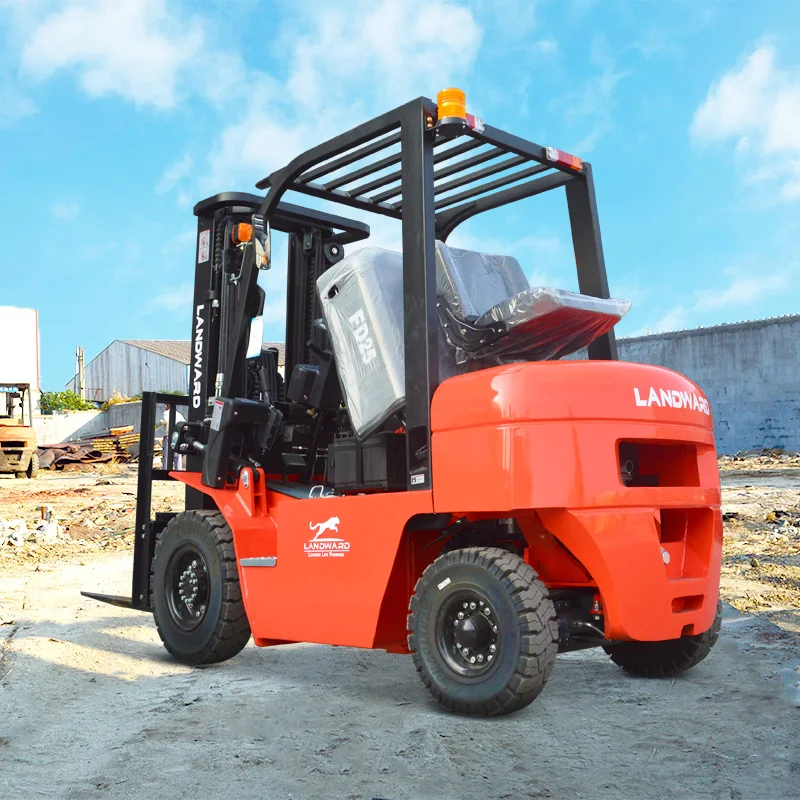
top-left (603, 601), bottom-right (722, 677)
top-left (408, 547), bottom-right (558, 716)
top-left (26, 453), bottom-right (39, 479)
top-left (151, 510), bottom-right (251, 665)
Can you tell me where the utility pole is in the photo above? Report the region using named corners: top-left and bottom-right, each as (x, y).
top-left (76, 346), bottom-right (85, 400)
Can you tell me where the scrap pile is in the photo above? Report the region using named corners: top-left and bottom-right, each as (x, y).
top-left (37, 425), bottom-right (141, 470)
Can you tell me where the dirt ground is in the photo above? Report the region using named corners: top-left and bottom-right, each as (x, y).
top-left (718, 452), bottom-right (800, 635)
top-left (1, 460), bottom-right (799, 799)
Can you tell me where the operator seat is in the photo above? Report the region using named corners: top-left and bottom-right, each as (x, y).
top-left (317, 242), bottom-right (629, 439)
top-left (434, 241), bottom-right (630, 365)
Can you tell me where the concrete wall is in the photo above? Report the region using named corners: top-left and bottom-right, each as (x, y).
top-left (32, 400), bottom-right (187, 445)
top-left (33, 402), bottom-right (145, 444)
top-left (33, 410), bottom-right (101, 444)
top-left (617, 315), bottom-right (800, 454)
top-left (65, 341), bottom-right (187, 400)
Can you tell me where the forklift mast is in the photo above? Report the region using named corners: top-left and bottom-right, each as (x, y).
top-left (186, 194), bottom-right (369, 510)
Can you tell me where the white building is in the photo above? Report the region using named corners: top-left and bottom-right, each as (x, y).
top-left (66, 340), bottom-right (285, 401)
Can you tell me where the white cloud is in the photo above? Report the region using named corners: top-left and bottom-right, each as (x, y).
top-left (52, 200), bottom-right (79, 221)
top-left (206, 107), bottom-right (319, 192)
top-left (650, 306), bottom-right (689, 335)
top-left (532, 38), bottom-right (559, 56)
top-left (205, 0), bottom-right (482, 190)
top-left (150, 282), bottom-right (193, 312)
top-left (0, 84), bottom-right (35, 127)
top-left (160, 228), bottom-right (195, 259)
top-left (478, 0), bottom-right (541, 38)
top-left (556, 34), bottom-right (629, 154)
top-left (20, 0), bottom-right (204, 110)
top-left (693, 271), bottom-right (789, 311)
top-left (646, 262), bottom-right (793, 333)
top-left (285, 0), bottom-right (481, 110)
top-left (156, 153), bottom-right (193, 195)
top-left (692, 43), bottom-right (800, 200)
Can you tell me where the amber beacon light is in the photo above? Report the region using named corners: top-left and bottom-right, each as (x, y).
top-left (437, 87), bottom-right (467, 121)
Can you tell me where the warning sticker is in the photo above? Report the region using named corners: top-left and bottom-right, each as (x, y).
top-left (210, 399), bottom-right (224, 431)
top-left (198, 229), bottom-right (210, 263)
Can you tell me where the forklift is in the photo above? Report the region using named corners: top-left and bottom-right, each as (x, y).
top-left (0, 383), bottom-right (39, 479)
top-left (84, 90), bottom-right (722, 716)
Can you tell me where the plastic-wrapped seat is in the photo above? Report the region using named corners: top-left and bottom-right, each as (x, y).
top-left (318, 247), bottom-right (405, 439)
top-left (318, 243), bottom-right (630, 438)
top-left (435, 241), bottom-right (630, 364)
top-left (318, 247), bottom-right (462, 438)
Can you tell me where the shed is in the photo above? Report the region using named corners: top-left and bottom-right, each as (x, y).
top-left (66, 339), bottom-right (285, 401)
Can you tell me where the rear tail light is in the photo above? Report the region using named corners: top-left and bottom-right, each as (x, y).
top-left (545, 146), bottom-right (583, 171)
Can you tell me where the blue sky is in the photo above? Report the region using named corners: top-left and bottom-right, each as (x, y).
top-left (2, 0), bottom-right (799, 389)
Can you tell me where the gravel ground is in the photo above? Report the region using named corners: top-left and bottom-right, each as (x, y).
top-left (1, 462), bottom-right (799, 799)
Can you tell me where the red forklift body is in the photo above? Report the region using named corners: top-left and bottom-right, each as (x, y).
top-left (174, 359), bottom-right (720, 651)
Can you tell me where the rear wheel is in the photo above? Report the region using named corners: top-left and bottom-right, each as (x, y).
top-left (151, 510), bottom-right (251, 665)
top-left (26, 453), bottom-right (39, 479)
top-left (408, 547), bottom-right (558, 716)
top-left (603, 601), bottom-right (722, 677)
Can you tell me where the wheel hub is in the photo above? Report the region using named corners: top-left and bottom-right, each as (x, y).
top-left (453, 612), bottom-right (493, 651)
top-left (178, 563), bottom-right (201, 609)
top-left (437, 592), bottom-right (500, 676)
top-left (167, 549), bottom-right (209, 630)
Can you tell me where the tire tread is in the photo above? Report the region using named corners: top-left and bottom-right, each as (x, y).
top-left (603, 601), bottom-right (722, 677)
top-left (408, 546), bottom-right (558, 716)
top-left (151, 510), bottom-right (251, 665)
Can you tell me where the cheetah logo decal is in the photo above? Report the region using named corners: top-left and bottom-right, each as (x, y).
top-left (309, 516), bottom-right (341, 541)
top-left (304, 516), bottom-right (350, 557)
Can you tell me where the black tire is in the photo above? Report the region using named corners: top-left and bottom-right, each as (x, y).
top-left (603, 601), bottom-right (722, 677)
top-left (151, 510), bottom-right (251, 665)
top-left (26, 453), bottom-right (39, 479)
top-left (408, 547), bottom-right (558, 716)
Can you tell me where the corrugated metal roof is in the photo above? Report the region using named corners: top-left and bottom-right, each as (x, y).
top-left (120, 340), bottom-right (191, 363)
top-left (118, 340), bottom-right (286, 366)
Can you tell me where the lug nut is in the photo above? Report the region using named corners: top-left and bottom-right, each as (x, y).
top-left (469, 656), bottom-right (476, 664)
top-left (492, 625), bottom-right (498, 633)
top-left (456, 643), bottom-right (462, 649)
top-left (479, 601), bottom-right (484, 606)
top-left (483, 607), bottom-right (491, 615)
top-left (192, 560), bottom-right (198, 568)
top-left (462, 648), bottom-right (469, 656)
top-left (457, 611), bottom-right (464, 619)
top-left (477, 654), bottom-right (484, 663)
top-left (469, 602), bottom-right (476, 610)
top-left (487, 654), bottom-right (493, 662)
top-left (462, 602), bottom-right (468, 609)
top-left (489, 644), bottom-right (496, 653)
